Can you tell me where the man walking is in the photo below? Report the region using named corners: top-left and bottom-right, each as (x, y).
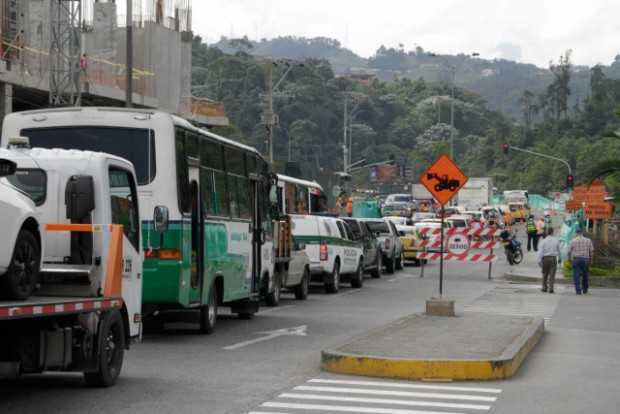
top-left (569, 227), bottom-right (594, 295)
top-left (537, 228), bottom-right (561, 293)
top-left (526, 215), bottom-right (537, 251)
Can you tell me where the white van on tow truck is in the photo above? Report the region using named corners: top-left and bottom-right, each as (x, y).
top-left (0, 142), bottom-right (143, 387)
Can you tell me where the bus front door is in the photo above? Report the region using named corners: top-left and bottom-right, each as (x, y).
top-left (188, 162), bottom-right (204, 303)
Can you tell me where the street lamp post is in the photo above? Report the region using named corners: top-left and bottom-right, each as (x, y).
top-left (265, 60), bottom-right (303, 164)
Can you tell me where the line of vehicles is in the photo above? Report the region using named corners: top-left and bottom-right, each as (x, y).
top-left (0, 107), bottom-right (413, 387)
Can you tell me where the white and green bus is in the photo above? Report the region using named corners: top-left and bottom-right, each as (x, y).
top-left (2, 108), bottom-right (277, 333)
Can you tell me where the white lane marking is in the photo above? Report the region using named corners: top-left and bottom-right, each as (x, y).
top-left (293, 386), bottom-right (497, 402)
top-left (279, 393), bottom-right (491, 411)
top-left (262, 402), bottom-right (463, 414)
top-left (223, 325), bottom-right (307, 350)
top-left (308, 378), bottom-right (502, 394)
top-left (259, 305), bottom-right (297, 314)
top-left (248, 412), bottom-right (294, 414)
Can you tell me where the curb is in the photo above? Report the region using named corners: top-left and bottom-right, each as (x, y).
top-left (321, 317), bottom-right (545, 381)
top-left (503, 272), bottom-right (570, 284)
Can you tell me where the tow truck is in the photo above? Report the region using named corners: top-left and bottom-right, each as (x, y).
top-left (0, 140), bottom-right (142, 386)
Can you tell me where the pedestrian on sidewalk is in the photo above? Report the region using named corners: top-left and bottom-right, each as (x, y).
top-left (526, 215), bottom-right (537, 252)
top-left (538, 228), bottom-right (561, 293)
top-left (536, 216), bottom-right (545, 240)
top-left (568, 227), bottom-right (594, 295)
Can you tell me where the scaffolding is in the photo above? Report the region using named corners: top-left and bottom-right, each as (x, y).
top-left (49, 0), bottom-right (82, 106)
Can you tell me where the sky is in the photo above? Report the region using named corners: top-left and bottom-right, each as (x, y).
top-left (192, 0), bottom-right (620, 68)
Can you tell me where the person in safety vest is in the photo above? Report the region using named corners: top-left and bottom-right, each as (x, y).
top-left (526, 215), bottom-right (538, 252)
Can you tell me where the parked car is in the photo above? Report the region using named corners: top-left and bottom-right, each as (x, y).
top-left (412, 211), bottom-right (436, 223)
top-left (290, 215), bottom-right (364, 293)
top-left (342, 218), bottom-right (382, 278)
top-left (446, 214), bottom-right (471, 229)
top-left (383, 194), bottom-right (417, 217)
top-left (358, 218), bottom-right (404, 273)
top-left (0, 158), bottom-right (42, 299)
top-left (396, 225), bottom-right (423, 265)
top-left (384, 216), bottom-right (413, 226)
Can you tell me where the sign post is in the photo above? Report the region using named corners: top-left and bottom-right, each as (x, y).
top-left (420, 154), bottom-right (469, 300)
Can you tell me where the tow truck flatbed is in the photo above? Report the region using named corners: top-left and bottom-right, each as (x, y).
top-left (0, 296), bottom-right (122, 320)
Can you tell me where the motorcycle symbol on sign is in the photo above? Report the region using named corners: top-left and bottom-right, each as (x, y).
top-left (426, 173), bottom-right (461, 192)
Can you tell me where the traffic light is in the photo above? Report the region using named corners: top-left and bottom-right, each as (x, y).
top-left (502, 143), bottom-right (510, 155)
top-left (566, 174), bottom-right (574, 190)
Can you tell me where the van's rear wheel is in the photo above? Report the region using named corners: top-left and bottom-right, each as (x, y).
top-left (325, 262), bottom-right (340, 294)
top-left (2, 230), bottom-right (40, 300)
top-left (84, 310), bottom-right (125, 387)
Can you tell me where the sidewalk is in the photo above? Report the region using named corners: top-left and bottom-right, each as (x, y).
top-left (321, 311), bottom-right (544, 381)
top-left (504, 247), bottom-right (569, 285)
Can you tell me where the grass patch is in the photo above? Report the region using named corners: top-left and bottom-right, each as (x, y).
top-left (563, 261), bottom-right (620, 278)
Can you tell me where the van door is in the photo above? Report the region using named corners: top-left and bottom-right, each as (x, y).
top-left (108, 166), bottom-right (143, 338)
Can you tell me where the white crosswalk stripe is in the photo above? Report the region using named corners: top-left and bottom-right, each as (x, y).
top-left (249, 377), bottom-right (502, 414)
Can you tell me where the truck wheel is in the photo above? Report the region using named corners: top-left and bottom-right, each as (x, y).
top-left (325, 262), bottom-right (340, 294)
top-left (350, 261), bottom-right (364, 288)
top-left (199, 286), bottom-right (218, 334)
top-left (2, 230), bottom-right (40, 300)
top-left (370, 254), bottom-right (382, 279)
top-left (265, 272), bottom-right (281, 307)
top-left (84, 310), bottom-right (125, 387)
top-left (386, 255), bottom-right (396, 274)
top-left (396, 251), bottom-right (404, 270)
top-left (294, 268), bottom-right (309, 300)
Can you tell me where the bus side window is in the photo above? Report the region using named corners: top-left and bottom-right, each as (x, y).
top-left (214, 171), bottom-right (229, 217)
top-left (200, 169), bottom-right (216, 216)
top-left (175, 128), bottom-right (190, 213)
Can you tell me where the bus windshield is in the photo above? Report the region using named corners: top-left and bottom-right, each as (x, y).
top-left (22, 126), bottom-right (156, 185)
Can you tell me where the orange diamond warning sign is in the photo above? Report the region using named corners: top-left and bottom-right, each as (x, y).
top-left (420, 154), bottom-right (469, 206)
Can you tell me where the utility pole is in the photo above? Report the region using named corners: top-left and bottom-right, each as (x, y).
top-left (264, 66), bottom-right (275, 163)
top-left (125, 0), bottom-right (133, 108)
top-left (450, 66), bottom-right (455, 160)
top-left (343, 96), bottom-right (348, 172)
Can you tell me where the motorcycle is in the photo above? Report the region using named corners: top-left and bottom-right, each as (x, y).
top-left (501, 231), bottom-right (523, 265)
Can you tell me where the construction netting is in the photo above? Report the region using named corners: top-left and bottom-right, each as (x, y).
top-left (353, 200), bottom-right (382, 218)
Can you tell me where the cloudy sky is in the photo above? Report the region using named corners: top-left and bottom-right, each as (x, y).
top-left (193, 0), bottom-right (620, 68)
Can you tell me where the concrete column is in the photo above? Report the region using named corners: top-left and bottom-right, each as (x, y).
top-left (0, 82), bottom-right (13, 125)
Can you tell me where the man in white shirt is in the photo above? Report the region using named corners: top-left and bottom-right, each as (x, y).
top-left (537, 228), bottom-right (561, 293)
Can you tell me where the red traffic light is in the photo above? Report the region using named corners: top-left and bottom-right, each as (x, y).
top-left (502, 143), bottom-right (510, 155)
top-left (566, 174), bottom-right (574, 189)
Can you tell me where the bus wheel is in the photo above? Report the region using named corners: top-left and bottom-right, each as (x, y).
top-left (265, 272), bottom-right (281, 307)
top-left (84, 310), bottom-right (125, 387)
top-left (199, 286), bottom-right (218, 334)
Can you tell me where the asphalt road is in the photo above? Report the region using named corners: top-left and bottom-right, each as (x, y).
top-left (2, 247), bottom-right (620, 414)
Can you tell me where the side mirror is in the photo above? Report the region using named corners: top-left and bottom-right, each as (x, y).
top-left (375, 231), bottom-right (381, 238)
top-left (65, 175), bottom-right (95, 221)
top-left (154, 205), bottom-right (170, 233)
top-left (0, 159), bottom-right (17, 177)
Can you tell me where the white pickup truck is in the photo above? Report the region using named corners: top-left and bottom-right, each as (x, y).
top-left (0, 143), bottom-right (143, 387)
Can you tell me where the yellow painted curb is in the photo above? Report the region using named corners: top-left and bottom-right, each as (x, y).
top-left (321, 317), bottom-right (545, 381)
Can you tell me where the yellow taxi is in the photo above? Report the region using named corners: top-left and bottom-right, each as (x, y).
top-left (396, 225), bottom-right (424, 265)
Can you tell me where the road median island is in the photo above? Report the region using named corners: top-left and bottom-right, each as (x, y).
top-left (321, 312), bottom-right (544, 381)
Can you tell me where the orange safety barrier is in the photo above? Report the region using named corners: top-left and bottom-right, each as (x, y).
top-left (45, 223), bottom-right (124, 298)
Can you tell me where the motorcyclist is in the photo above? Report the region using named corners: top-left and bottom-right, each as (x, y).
top-left (500, 227), bottom-right (516, 264)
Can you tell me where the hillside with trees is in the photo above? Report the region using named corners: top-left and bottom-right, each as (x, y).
top-left (192, 36), bottom-right (620, 197)
top-left (211, 36), bottom-right (620, 121)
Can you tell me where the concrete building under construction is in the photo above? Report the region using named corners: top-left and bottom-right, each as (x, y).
top-left (0, 0), bottom-right (227, 126)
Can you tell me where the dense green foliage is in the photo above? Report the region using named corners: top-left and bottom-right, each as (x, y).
top-left (192, 36), bottom-right (620, 196)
